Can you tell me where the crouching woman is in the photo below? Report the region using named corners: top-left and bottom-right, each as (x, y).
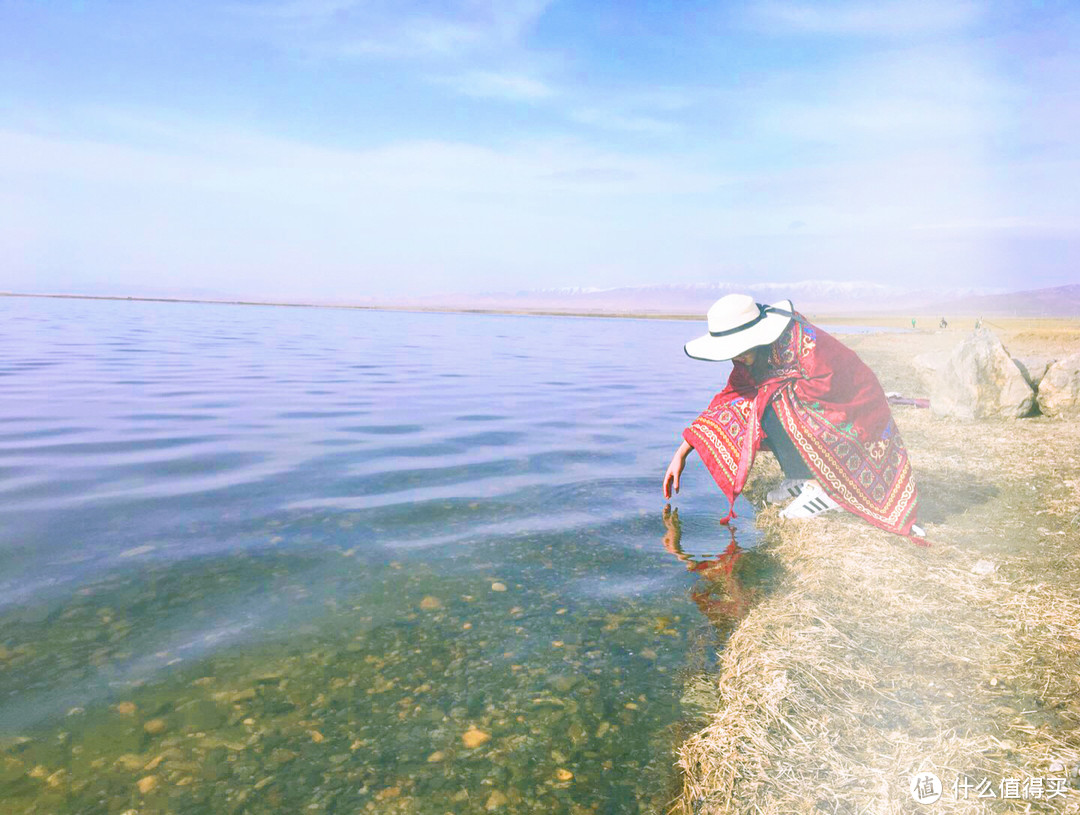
top-left (662, 294), bottom-right (924, 541)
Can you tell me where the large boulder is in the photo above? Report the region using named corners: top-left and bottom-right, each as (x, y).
top-left (1037, 353), bottom-right (1080, 418)
top-left (930, 330), bottom-right (1036, 419)
top-left (1013, 355), bottom-right (1056, 389)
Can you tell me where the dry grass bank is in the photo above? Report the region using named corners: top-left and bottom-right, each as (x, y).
top-left (672, 327), bottom-right (1080, 814)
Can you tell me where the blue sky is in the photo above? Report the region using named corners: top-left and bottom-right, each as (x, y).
top-left (2, 0), bottom-right (1078, 301)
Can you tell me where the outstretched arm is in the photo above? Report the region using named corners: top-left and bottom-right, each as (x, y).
top-left (662, 440), bottom-right (694, 499)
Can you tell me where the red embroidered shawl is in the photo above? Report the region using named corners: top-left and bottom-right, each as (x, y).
top-left (683, 314), bottom-right (920, 537)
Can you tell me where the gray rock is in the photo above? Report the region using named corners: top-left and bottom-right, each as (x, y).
top-left (1013, 355), bottom-right (1055, 389)
top-left (1037, 353), bottom-right (1080, 418)
top-left (930, 329), bottom-right (1036, 419)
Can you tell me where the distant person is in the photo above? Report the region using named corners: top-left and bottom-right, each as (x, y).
top-left (911, 318), bottom-right (917, 329)
top-left (974, 317), bottom-right (982, 330)
top-left (662, 294), bottom-right (924, 540)
top-left (939, 317), bottom-right (948, 329)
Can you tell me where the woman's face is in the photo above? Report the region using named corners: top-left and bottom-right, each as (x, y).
top-left (732, 348), bottom-right (758, 367)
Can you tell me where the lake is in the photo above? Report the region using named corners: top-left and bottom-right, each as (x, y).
top-left (0, 296), bottom-right (776, 813)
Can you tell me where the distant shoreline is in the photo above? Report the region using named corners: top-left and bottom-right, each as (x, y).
top-left (2, 291), bottom-right (1075, 329)
top-left (1, 290), bottom-right (705, 322)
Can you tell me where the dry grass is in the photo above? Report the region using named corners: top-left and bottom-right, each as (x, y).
top-left (670, 330), bottom-right (1080, 815)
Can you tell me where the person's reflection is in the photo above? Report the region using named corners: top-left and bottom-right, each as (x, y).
top-left (662, 505), bottom-right (758, 637)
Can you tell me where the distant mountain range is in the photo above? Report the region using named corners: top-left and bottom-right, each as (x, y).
top-left (922, 284), bottom-right (1080, 318)
top-left (9, 281), bottom-right (1079, 318)
top-left (387, 282), bottom-right (1080, 317)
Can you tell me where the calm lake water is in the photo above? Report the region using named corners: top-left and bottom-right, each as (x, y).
top-left (0, 296), bottom-right (777, 814)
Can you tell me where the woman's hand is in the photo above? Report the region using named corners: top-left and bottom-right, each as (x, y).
top-left (662, 440), bottom-right (693, 499)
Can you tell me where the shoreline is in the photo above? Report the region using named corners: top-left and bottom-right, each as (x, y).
top-left (3, 291), bottom-right (1077, 329)
top-left (671, 327), bottom-right (1080, 813)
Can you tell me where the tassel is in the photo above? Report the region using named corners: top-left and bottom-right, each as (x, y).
top-left (718, 499), bottom-right (738, 525)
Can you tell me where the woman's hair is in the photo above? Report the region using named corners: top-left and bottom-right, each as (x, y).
top-left (748, 344), bottom-right (773, 381)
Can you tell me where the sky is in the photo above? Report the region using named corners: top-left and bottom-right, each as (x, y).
top-left (1, 0), bottom-right (1078, 301)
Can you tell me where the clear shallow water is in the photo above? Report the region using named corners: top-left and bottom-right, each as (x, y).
top-left (0, 297), bottom-right (774, 813)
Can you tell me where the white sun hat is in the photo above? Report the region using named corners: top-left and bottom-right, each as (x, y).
top-left (684, 294), bottom-right (795, 362)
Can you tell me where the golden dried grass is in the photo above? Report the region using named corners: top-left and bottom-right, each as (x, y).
top-left (670, 333), bottom-right (1080, 815)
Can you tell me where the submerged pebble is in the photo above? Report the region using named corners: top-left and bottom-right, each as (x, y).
top-left (143, 718), bottom-right (168, 735)
top-left (485, 790), bottom-right (509, 809)
top-left (462, 727), bottom-right (491, 748)
top-left (0, 553), bottom-right (703, 813)
top-left (136, 774), bottom-right (159, 794)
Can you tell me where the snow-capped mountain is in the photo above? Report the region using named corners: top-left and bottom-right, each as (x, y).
top-left (386, 280), bottom-right (1076, 316)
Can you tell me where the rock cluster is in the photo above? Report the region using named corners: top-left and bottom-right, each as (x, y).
top-left (929, 329), bottom-right (1036, 419)
top-left (929, 331), bottom-right (1080, 419)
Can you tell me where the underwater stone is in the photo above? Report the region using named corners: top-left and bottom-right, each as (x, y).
top-left (546, 675), bottom-right (581, 693)
top-left (461, 727), bottom-right (491, 748)
top-left (142, 719), bottom-right (168, 735)
top-left (180, 699), bottom-right (226, 731)
top-left (485, 790), bottom-right (509, 809)
top-left (136, 775), bottom-right (158, 794)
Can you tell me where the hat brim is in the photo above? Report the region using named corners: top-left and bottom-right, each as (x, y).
top-left (684, 299), bottom-right (794, 361)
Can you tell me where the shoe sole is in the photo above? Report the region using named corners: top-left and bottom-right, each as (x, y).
top-left (780, 489), bottom-right (840, 519)
top-left (766, 481), bottom-right (809, 505)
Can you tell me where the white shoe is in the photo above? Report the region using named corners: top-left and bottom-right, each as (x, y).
top-left (780, 481), bottom-right (841, 519)
top-left (766, 478), bottom-right (811, 504)
top-left (911, 524), bottom-right (926, 537)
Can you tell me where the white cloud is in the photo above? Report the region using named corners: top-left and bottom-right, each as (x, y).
top-left (569, 108), bottom-right (680, 136)
top-left (743, 42), bottom-right (1007, 154)
top-left (0, 111), bottom-right (727, 297)
top-left (244, 0), bottom-right (362, 22)
top-left (230, 0), bottom-right (554, 59)
top-left (910, 215), bottom-right (1080, 235)
top-left (752, 0), bottom-right (983, 36)
top-left (432, 71), bottom-right (555, 101)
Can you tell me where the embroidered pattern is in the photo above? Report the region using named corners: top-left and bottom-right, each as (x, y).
top-left (684, 397), bottom-right (755, 500)
top-left (775, 392), bottom-right (918, 531)
top-left (683, 313), bottom-right (919, 537)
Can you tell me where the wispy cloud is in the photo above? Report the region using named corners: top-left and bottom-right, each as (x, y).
top-left (5, 0), bottom-right (1079, 295)
top-left (569, 108), bottom-right (680, 136)
top-left (752, 0), bottom-right (983, 36)
top-left (231, 0), bottom-right (554, 59)
top-left (742, 42), bottom-right (1007, 155)
top-left (0, 109), bottom-right (723, 296)
top-left (910, 216), bottom-right (1080, 235)
top-left (543, 167), bottom-right (638, 184)
top-left (245, 0), bottom-right (361, 23)
top-left (432, 71), bottom-right (554, 101)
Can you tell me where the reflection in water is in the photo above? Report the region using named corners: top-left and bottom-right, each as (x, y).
top-left (662, 505), bottom-right (762, 642)
top-left (654, 506), bottom-right (773, 807)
